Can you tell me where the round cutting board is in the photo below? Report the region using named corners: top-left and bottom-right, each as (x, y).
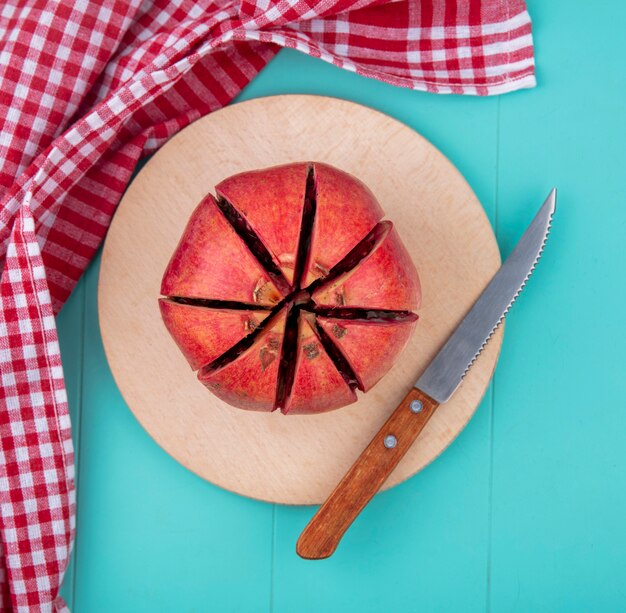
top-left (99, 95), bottom-right (502, 505)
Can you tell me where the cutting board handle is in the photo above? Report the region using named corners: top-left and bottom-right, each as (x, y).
top-left (296, 388), bottom-right (440, 559)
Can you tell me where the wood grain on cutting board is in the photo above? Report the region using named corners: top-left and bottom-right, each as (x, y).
top-left (98, 95), bottom-right (502, 504)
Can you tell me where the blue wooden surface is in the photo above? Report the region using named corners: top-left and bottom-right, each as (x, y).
top-left (57, 1), bottom-right (626, 610)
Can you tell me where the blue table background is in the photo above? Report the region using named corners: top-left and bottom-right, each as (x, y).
top-left (56, 1), bottom-right (626, 610)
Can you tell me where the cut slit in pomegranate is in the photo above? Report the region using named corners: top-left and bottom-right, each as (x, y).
top-left (166, 296), bottom-right (269, 311)
top-left (274, 306), bottom-right (301, 412)
top-left (282, 313), bottom-right (358, 415)
top-left (309, 307), bottom-right (418, 323)
top-left (292, 166), bottom-right (317, 291)
top-left (159, 298), bottom-right (269, 371)
top-left (310, 315), bottom-right (361, 392)
top-left (307, 220), bottom-right (392, 295)
top-left (199, 301), bottom-right (286, 376)
top-left (216, 195), bottom-right (292, 296)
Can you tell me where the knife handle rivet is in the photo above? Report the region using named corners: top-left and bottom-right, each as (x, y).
top-left (384, 435), bottom-right (397, 449)
top-left (410, 399), bottom-right (423, 413)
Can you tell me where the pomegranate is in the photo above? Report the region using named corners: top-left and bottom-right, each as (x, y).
top-left (160, 162), bottom-right (420, 414)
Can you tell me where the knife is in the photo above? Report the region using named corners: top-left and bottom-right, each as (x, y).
top-left (297, 189), bottom-right (556, 560)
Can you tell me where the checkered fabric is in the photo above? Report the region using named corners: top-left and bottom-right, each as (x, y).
top-left (0, 1), bottom-right (534, 609)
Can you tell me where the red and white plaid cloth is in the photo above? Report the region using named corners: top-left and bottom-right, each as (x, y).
top-left (0, 0), bottom-right (534, 609)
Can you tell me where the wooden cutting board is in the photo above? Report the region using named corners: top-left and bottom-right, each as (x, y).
top-left (98, 95), bottom-right (503, 505)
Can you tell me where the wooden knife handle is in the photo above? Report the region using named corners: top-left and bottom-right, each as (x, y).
top-left (296, 388), bottom-right (439, 559)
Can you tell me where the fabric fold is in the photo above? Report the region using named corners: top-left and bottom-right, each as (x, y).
top-left (0, 206), bottom-right (75, 611)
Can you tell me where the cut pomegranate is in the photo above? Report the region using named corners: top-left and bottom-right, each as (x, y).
top-left (200, 302), bottom-right (286, 375)
top-left (317, 316), bottom-right (418, 392)
top-left (159, 299), bottom-right (269, 371)
top-left (292, 166), bottom-right (317, 290)
top-left (281, 313), bottom-right (357, 415)
top-left (198, 308), bottom-right (287, 412)
top-left (216, 163), bottom-right (309, 288)
top-left (309, 314), bottom-right (361, 392)
top-left (160, 162), bottom-right (421, 415)
top-left (216, 195), bottom-right (291, 296)
top-left (313, 226), bottom-right (421, 312)
top-left (304, 162), bottom-right (383, 284)
top-left (167, 296), bottom-right (268, 311)
top-left (307, 221), bottom-right (391, 295)
top-left (161, 193), bottom-right (282, 306)
top-left (310, 306), bottom-right (418, 323)
top-left (274, 305), bottom-right (301, 412)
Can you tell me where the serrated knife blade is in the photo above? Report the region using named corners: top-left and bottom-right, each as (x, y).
top-left (417, 188), bottom-right (556, 403)
top-left (297, 189), bottom-right (556, 560)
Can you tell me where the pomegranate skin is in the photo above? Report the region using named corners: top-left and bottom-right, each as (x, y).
top-left (159, 299), bottom-right (268, 371)
top-left (306, 162), bottom-right (384, 283)
top-left (216, 164), bottom-right (308, 285)
top-left (160, 162), bottom-right (420, 414)
top-left (161, 193), bottom-right (281, 306)
top-left (312, 226), bottom-right (421, 312)
top-left (317, 316), bottom-right (417, 392)
top-left (198, 309), bottom-right (286, 412)
top-left (283, 316), bottom-right (357, 415)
